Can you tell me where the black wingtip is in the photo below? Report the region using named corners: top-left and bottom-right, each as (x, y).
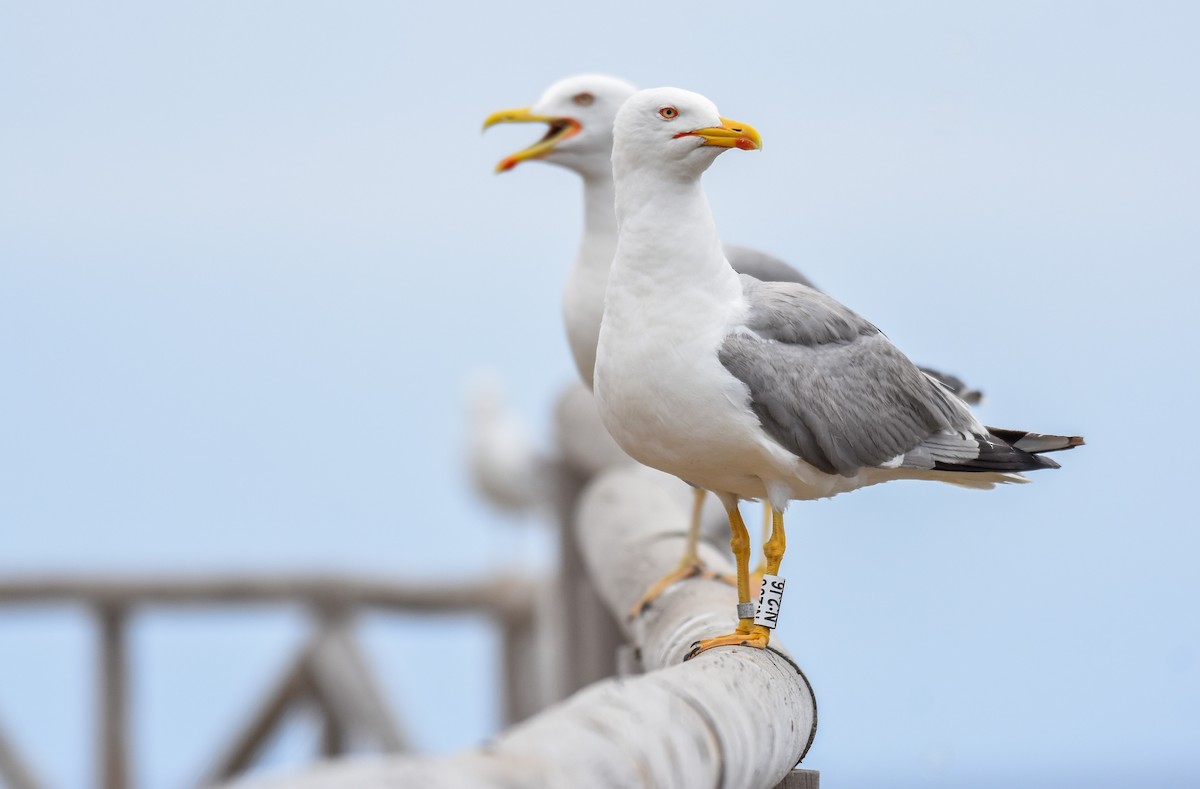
top-left (1033, 453), bottom-right (1062, 470)
top-left (984, 427), bottom-right (1086, 456)
top-left (931, 428), bottom-right (1079, 474)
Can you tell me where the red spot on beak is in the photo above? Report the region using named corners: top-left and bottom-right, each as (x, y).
top-left (734, 138), bottom-right (756, 151)
top-left (499, 157), bottom-right (518, 172)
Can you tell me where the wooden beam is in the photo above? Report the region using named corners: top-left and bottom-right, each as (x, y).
top-left (498, 597), bottom-right (542, 725)
top-left (304, 614), bottom-right (408, 753)
top-left (0, 714), bottom-right (42, 789)
top-left (199, 641), bottom-right (313, 786)
top-left (202, 614), bottom-right (414, 785)
top-left (0, 576), bottom-right (536, 619)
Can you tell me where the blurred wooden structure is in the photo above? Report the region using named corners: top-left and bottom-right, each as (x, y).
top-left (0, 386), bottom-right (632, 789)
top-left (232, 466), bottom-right (818, 789)
top-left (0, 383), bottom-right (815, 789)
top-left (0, 574), bottom-right (539, 789)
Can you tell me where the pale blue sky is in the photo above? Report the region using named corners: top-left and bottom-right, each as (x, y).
top-left (1, 1), bottom-right (1198, 787)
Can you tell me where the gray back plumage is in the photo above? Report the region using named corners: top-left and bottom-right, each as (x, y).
top-left (720, 277), bottom-right (1067, 477)
top-left (723, 243), bottom-right (817, 289)
top-left (721, 243), bottom-right (984, 404)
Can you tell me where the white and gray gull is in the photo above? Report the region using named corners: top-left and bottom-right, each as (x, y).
top-left (484, 75), bottom-right (982, 618)
top-left (593, 87), bottom-right (1083, 658)
top-left (484, 75), bottom-right (815, 389)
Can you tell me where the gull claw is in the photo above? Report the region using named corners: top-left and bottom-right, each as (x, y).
top-left (684, 626), bottom-right (771, 661)
top-left (628, 562), bottom-right (734, 621)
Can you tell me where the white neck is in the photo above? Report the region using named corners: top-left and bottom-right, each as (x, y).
top-left (578, 173), bottom-right (618, 265)
top-left (560, 171), bottom-right (620, 389)
top-left (612, 170), bottom-right (730, 286)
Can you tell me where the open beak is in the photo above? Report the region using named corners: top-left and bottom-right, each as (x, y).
top-left (482, 106), bottom-right (582, 173)
top-left (676, 117), bottom-right (762, 151)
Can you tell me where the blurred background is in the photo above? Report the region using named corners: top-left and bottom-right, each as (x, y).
top-left (2, 1), bottom-right (1198, 787)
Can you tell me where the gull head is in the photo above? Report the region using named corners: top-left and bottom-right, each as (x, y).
top-left (612, 87), bottom-right (761, 180)
top-left (483, 74), bottom-right (637, 176)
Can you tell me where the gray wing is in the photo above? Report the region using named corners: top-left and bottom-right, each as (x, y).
top-left (916, 366), bottom-right (985, 405)
top-left (723, 243), bottom-right (817, 289)
top-left (720, 277), bottom-right (1061, 477)
top-left (722, 244), bottom-right (983, 403)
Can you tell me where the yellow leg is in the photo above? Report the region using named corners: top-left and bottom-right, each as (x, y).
top-left (764, 507), bottom-right (786, 576)
top-left (750, 501), bottom-right (772, 591)
top-left (685, 499), bottom-right (772, 660)
top-left (628, 487), bottom-right (736, 620)
top-left (682, 485), bottom-right (706, 564)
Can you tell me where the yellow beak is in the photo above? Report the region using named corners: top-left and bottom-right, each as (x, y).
top-left (482, 106), bottom-right (582, 173)
top-left (679, 117), bottom-right (763, 151)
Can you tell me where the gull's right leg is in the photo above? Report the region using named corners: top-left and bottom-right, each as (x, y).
top-left (750, 501), bottom-right (772, 592)
top-left (685, 495), bottom-right (771, 659)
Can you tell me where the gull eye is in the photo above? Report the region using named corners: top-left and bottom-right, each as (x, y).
top-left (658, 106), bottom-right (679, 120)
top-left (573, 92), bottom-right (594, 106)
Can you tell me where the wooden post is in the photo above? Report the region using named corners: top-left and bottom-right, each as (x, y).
top-left (499, 604), bottom-right (540, 725)
top-left (548, 383), bottom-right (635, 701)
top-left (317, 711), bottom-right (343, 759)
top-left (96, 604), bottom-right (129, 789)
top-left (774, 769), bottom-right (820, 788)
top-left (551, 461), bottom-right (624, 700)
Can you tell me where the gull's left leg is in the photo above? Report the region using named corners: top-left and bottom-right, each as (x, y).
top-left (763, 505), bottom-right (786, 576)
top-left (685, 495), bottom-right (774, 659)
top-left (628, 487), bottom-right (736, 620)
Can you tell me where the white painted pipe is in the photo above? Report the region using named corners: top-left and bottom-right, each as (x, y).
top-left (234, 466), bottom-right (816, 789)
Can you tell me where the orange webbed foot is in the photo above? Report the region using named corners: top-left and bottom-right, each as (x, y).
top-left (628, 562), bottom-right (737, 620)
top-left (684, 624), bottom-right (771, 660)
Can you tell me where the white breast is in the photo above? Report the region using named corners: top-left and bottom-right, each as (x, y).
top-left (594, 263), bottom-right (773, 497)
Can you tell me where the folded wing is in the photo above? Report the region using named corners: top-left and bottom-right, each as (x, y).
top-left (720, 277), bottom-right (1080, 478)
